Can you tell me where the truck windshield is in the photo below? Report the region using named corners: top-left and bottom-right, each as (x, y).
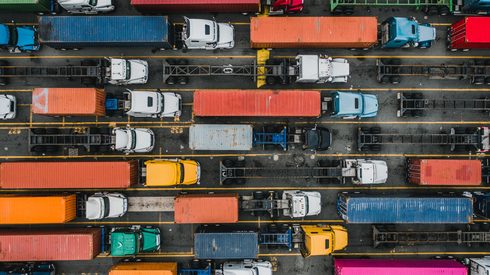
top-left (130, 130), bottom-right (136, 150)
top-left (125, 61), bottom-right (131, 80)
top-left (179, 163), bottom-right (185, 183)
top-left (9, 26), bottom-right (18, 46)
top-left (89, 0), bottom-right (97, 6)
top-left (304, 195), bottom-right (309, 215)
top-left (102, 197), bottom-right (110, 218)
top-left (215, 22), bottom-right (219, 42)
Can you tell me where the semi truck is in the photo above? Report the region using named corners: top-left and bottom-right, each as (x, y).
top-left (39, 16), bottom-right (234, 51)
top-left (220, 158), bottom-right (388, 185)
top-left (449, 17), bottom-right (490, 51)
top-left (0, 0), bottom-right (114, 14)
top-left (0, 94), bottom-right (15, 120)
top-left (163, 51), bottom-right (350, 88)
top-left (250, 16), bottom-right (435, 49)
top-left (0, 23), bottom-right (40, 53)
top-left (193, 90), bottom-right (378, 119)
top-left (32, 88), bottom-right (182, 118)
top-left (0, 58), bottom-right (148, 86)
top-left (357, 126), bottom-right (490, 152)
top-left (194, 224), bottom-right (348, 259)
top-left (189, 124), bottom-right (332, 151)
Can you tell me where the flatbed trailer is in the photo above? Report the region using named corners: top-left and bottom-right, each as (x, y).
top-left (372, 225), bottom-right (490, 247)
top-left (397, 92), bottom-right (490, 117)
top-left (357, 126), bottom-right (489, 152)
top-left (377, 59), bottom-right (490, 85)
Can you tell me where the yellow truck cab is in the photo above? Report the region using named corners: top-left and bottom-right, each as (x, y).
top-left (300, 225), bottom-right (348, 257)
top-left (145, 159), bottom-right (200, 186)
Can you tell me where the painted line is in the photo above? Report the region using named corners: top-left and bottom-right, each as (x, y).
top-left (0, 121), bottom-right (192, 127)
top-left (70, 219), bottom-right (344, 225)
top-left (145, 88), bottom-right (490, 92)
top-left (97, 252), bottom-right (194, 258)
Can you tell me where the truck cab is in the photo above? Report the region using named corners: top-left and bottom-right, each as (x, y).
top-left (328, 91), bottom-right (378, 119)
top-left (295, 55), bottom-right (349, 84)
top-left (0, 94), bottom-right (15, 120)
top-left (144, 159), bottom-right (201, 186)
top-left (216, 260), bottom-right (273, 275)
top-left (303, 126), bottom-right (332, 151)
top-left (466, 257), bottom-right (490, 275)
top-left (57, 0), bottom-right (115, 14)
top-left (282, 190), bottom-right (321, 218)
top-left (113, 127), bottom-right (155, 153)
top-left (344, 159), bottom-right (388, 184)
top-left (109, 226), bottom-right (161, 256)
top-left (107, 90), bottom-right (182, 118)
top-left (107, 58), bottom-right (148, 85)
top-left (0, 23), bottom-right (39, 53)
top-left (381, 17), bottom-right (436, 49)
top-left (300, 225), bottom-right (348, 257)
top-left (269, 0), bottom-right (304, 14)
top-left (183, 17), bottom-right (235, 50)
top-left (85, 192), bottom-right (127, 220)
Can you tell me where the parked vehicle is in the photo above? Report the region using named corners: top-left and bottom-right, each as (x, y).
top-left (57, 0), bottom-right (115, 14)
top-left (0, 0), bottom-right (114, 14)
top-left (0, 23), bottom-right (39, 53)
top-left (449, 17), bottom-right (490, 51)
top-left (334, 259), bottom-right (468, 275)
top-left (107, 90), bottom-right (182, 118)
top-left (144, 159), bottom-right (200, 186)
top-left (39, 16), bottom-right (234, 51)
top-left (465, 257), bottom-right (490, 274)
top-left (84, 192), bottom-right (127, 220)
top-left (109, 226), bottom-right (160, 257)
top-left (0, 94), bottom-right (15, 119)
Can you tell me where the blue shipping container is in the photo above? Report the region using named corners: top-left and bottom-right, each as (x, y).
top-left (337, 194), bottom-right (473, 224)
top-left (194, 231), bottom-right (258, 259)
top-left (38, 16), bottom-right (173, 48)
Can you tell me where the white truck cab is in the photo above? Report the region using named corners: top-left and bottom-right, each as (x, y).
top-left (282, 190), bottom-right (321, 218)
top-left (85, 192), bottom-right (127, 220)
top-left (107, 58), bottom-right (148, 85)
top-left (57, 0), bottom-right (115, 14)
top-left (344, 159), bottom-right (388, 184)
top-left (296, 55), bottom-right (349, 84)
top-left (216, 260), bottom-right (273, 275)
top-left (123, 90), bottom-right (182, 118)
top-left (0, 94), bottom-right (15, 120)
top-left (466, 257), bottom-right (490, 275)
top-left (112, 127), bottom-right (155, 154)
top-left (183, 17), bottom-right (235, 50)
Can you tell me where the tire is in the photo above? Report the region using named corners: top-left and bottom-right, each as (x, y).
top-left (438, 6), bottom-right (450, 15)
top-left (178, 59), bottom-right (189, 65)
top-left (98, 128), bottom-right (111, 135)
top-left (485, 77), bottom-right (490, 85)
top-left (178, 76), bottom-right (188, 85)
top-left (426, 5), bottom-right (439, 15)
top-left (45, 128), bottom-right (59, 134)
top-left (266, 76), bottom-right (276, 85)
top-left (82, 77), bottom-right (94, 86)
top-left (44, 145), bottom-right (58, 153)
top-left (474, 76), bottom-right (485, 85)
top-left (331, 159), bottom-right (341, 167)
top-left (222, 159), bottom-right (235, 168)
top-left (332, 6), bottom-right (344, 15)
top-left (165, 76), bottom-right (176, 85)
top-left (380, 76), bottom-right (390, 84)
top-left (370, 127), bottom-right (381, 135)
top-left (31, 146), bottom-right (46, 154)
top-left (343, 6), bottom-right (354, 15)
top-left (318, 159), bottom-right (331, 167)
top-left (31, 128), bottom-right (46, 135)
top-left (413, 110), bottom-right (424, 117)
top-left (370, 144), bottom-right (382, 151)
top-left (390, 76), bottom-right (401, 84)
top-left (453, 127), bottom-right (466, 134)
top-left (413, 93), bottom-right (424, 99)
top-left (253, 191), bottom-right (265, 200)
top-left (0, 78), bottom-right (8, 86)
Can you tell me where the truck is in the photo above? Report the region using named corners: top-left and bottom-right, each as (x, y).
top-left (466, 257), bottom-right (490, 275)
top-left (337, 193), bottom-right (474, 224)
top-left (250, 17), bottom-right (435, 49)
top-left (377, 58), bottom-right (490, 85)
top-left (0, 94), bottom-right (15, 119)
top-left (32, 88), bottom-right (182, 118)
top-left (397, 92), bottom-right (490, 117)
top-left (220, 158), bottom-right (388, 185)
top-left (0, 23), bottom-right (40, 53)
top-left (39, 16), bottom-right (234, 51)
top-left (163, 51), bottom-right (350, 88)
top-left (193, 90), bottom-right (378, 119)
top-left (194, 224), bottom-right (348, 259)
top-left (0, 0), bottom-right (115, 14)
top-left (0, 58), bottom-right (148, 86)
top-left (109, 226), bottom-right (161, 257)
top-left (449, 17), bottom-right (490, 51)
top-left (0, 193), bottom-right (127, 223)
top-left (357, 126), bottom-right (490, 152)
top-left (28, 126), bottom-right (155, 154)
top-left (189, 124), bottom-right (332, 151)
top-left (130, 0), bottom-right (303, 15)
top-left (334, 259), bottom-right (468, 275)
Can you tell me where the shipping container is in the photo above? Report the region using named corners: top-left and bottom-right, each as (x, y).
top-left (0, 194), bottom-right (76, 224)
top-left (337, 194), bottom-right (473, 224)
top-left (0, 0), bottom-right (52, 13)
top-left (174, 194), bottom-right (239, 224)
top-left (407, 159), bottom-right (482, 186)
top-left (193, 90), bottom-right (321, 117)
top-left (0, 161), bottom-right (138, 189)
top-left (130, 0), bottom-right (260, 13)
top-left (334, 259), bottom-right (468, 275)
top-left (39, 16), bottom-right (173, 49)
top-left (32, 88), bottom-right (106, 116)
top-left (0, 228), bottom-right (102, 261)
top-left (250, 17), bottom-right (378, 48)
top-left (109, 262), bottom-right (177, 275)
top-left (194, 230), bottom-right (258, 259)
top-left (189, 124), bottom-right (253, 151)
top-left (450, 17), bottom-right (490, 50)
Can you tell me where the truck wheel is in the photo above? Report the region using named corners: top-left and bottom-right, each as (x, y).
top-left (343, 6), bottom-right (354, 15)
top-left (438, 6), bottom-right (450, 15)
top-left (317, 159), bottom-right (331, 167)
top-left (31, 146), bottom-right (46, 154)
top-left (485, 77), bottom-right (490, 85)
top-left (253, 191), bottom-right (265, 200)
top-left (45, 128), bottom-right (59, 134)
top-left (474, 76), bottom-right (485, 85)
top-left (390, 76), bottom-right (401, 84)
top-left (380, 76), bottom-right (390, 84)
top-left (0, 77), bottom-right (7, 86)
top-left (370, 144), bottom-right (382, 151)
top-left (165, 76), bottom-right (176, 85)
top-left (178, 59), bottom-right (189, 65)
top-left (413, 93), bottom-right (424, 99)
top-left (390, 59), bottom-right (402, 66)
top-left (222, 159), bottom-right (235, 168)
top-left (266, 76), bottom-right (276, 85)
top-left (31, 128), bottom-right (46, 135)
top-left (426, 5), bottom-right (439, 15)
top-left (190, 260), bottom-right (202, 269)
top-left (45, 146), bottom-right (58, 153)
top-left (178, 77), bottom-right (188, 85)
top-left (331, 160), bottom-right (341, 167)
top-left (331, 6), bottom-right (344, 15)
top-left (82, 77), bottom-right (95, 86)
top-left (370, 127), bottom-right (381, 135)
top-left (413, 110), bottom-right (424, 117)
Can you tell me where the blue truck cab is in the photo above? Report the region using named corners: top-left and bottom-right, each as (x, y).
top-left (328, 91), bottom-right (378, 119)
top-left (381, 17), bottom-right (436, 49)
top-left (0, 23), bottom-right (40, 53)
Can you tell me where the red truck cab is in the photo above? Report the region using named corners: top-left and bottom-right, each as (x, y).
top-left (270, 0), bottom-right (304, 14)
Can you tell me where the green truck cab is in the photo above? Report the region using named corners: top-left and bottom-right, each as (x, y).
top-left (109, 226), bottom-right (161, 256)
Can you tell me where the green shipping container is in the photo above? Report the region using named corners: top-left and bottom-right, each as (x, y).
top-left (0, 0), bottom-right (52, 13)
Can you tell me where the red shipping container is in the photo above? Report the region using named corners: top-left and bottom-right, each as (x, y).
top-left (250, 17), bottom-right (378, 48)
top-left (450, 17), bottom-right (490, 49)
top-left (0, 228), bottom-right (102, 261)
top-left (193, 90), bottom-right (321, 117)
top-left (407, 159), bottom-right (481, 186)
top-left (334, 259), bottom-right (467, 275)
top-left (32, 88), bottom-right (106, 116)
top-left (130, 0), bottom-right (260, 13)
top-left (174, 194), bottom-right (239, 224)
top-left (0, 161), bottom-right (139, 189)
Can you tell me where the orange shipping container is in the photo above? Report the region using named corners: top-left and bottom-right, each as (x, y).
top-left (194, 89), bottom-right (321, 117)
top-left (0, 161), bottom-right (139, 189)
top-left (407, 159), bottom-right (482, 186)
top-left (250, 17), bottom-right (378, 49)
top-left (109, 262), bottom-right (178, 275)
top-left (32, 88), bottom-right (106, 116)
top-left (0, 194), bottom-right (77, 224)
top-left (174, 194), bottom-right (239, 224)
